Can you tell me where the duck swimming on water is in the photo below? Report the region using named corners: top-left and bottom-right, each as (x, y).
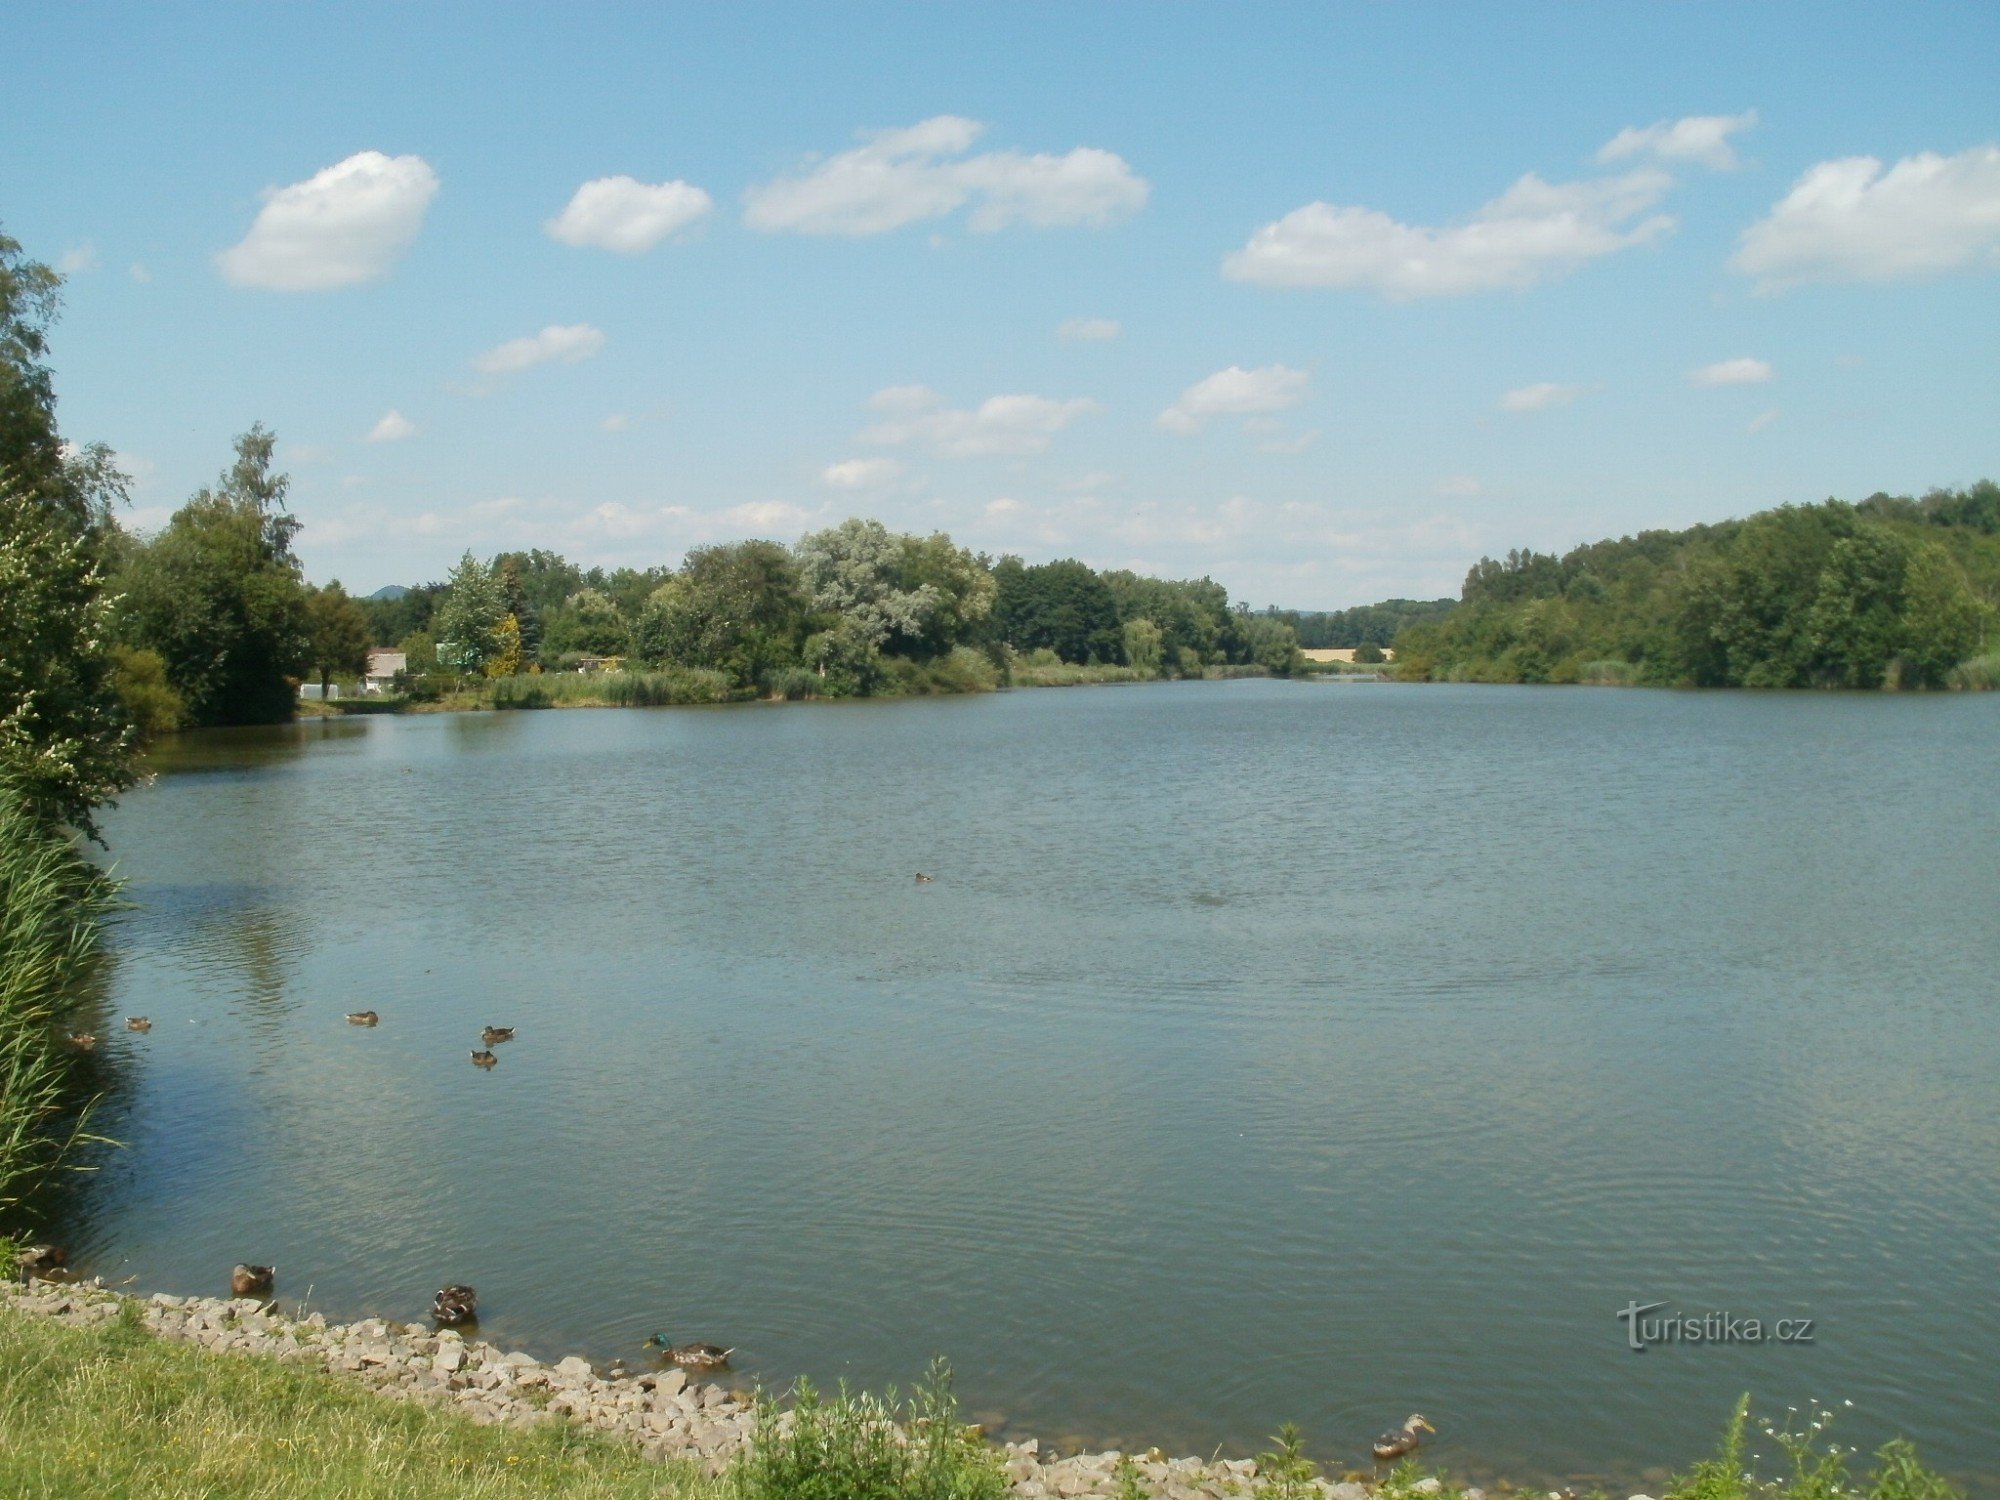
top-left (433, 1285), bottom-right (477, 1325)
top-left (481, 1026), bottom-right (515, 1045)
top-left (346, 1011), bottom-right (379, 1026)
top-left (643, 1334), bottom-right (733, 1369)
top-left (1372, 1415), bottom-right (1434, 1461)
top-left (470, 1049), bottom-right (497, 1068)
top-left (126, 1017), bottom-right (152, 1032)
top-left (232, 1264), bottom-right (275, 1298)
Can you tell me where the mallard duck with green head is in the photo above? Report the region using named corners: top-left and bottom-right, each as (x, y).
top-left (643, 1334), bottom-right (733, 1369)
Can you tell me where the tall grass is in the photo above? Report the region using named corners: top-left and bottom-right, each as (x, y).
top-left (485, 669), bottom-right (740, 709)
top-left (1947, 650), bottom-right (2000, 691)
top-left (0, 773), bottom-right (117, 1212)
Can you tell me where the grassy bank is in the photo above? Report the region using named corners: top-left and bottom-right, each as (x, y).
top-left (0, 1293), bottom-right (1967, 1500)
top-left (0, 776), bottom-right (116, 1213)
top-left (0, 1304), bottom-right (720, 1500)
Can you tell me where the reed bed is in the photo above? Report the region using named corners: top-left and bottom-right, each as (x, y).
top-left (0, 774), bottom-right (116, 1211)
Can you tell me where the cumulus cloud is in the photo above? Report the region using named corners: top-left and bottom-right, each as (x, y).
top-left (1158, 365), bottom-right (1311, 434)
top-left (56, 243), bottom-right (99, 274)
top-left (744, 116), bottom-right (1148, 235)
top-left (1499, 382), bottom-right (1579, 413)
top-left (858, 385), bottom-right (1099, 456)
top-left (600, 414), bottom-right (631, 433)
top-left (1598, 111), bottom-right (1758, 171)
top-left (1690, 356), bottom-right (1773, 387)
top-left (1223, 168), bottom-right (1674, 297)
top-left (472, 323), bottom-right (605, 376)
top-left (218, 150), bottom-right (439, 290)
top-left (1732, 145), bottom-right (2000, 290)
top-left (821, 457), bottom-right (904, 490)
top-left (546, 175), bottom-right (713, 252)
top-left (365, 409), bottom-right (419, 442)
top-left (1059, 317), bottom-right (1121, 343)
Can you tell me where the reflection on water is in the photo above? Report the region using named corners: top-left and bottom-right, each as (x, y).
top-left (70, 684), bottom-right (2000, 1490)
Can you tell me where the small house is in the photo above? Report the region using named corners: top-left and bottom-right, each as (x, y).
top-left (364, 649), bottom-right (407, 694)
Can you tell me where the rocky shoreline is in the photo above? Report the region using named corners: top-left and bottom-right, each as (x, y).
top-left (0, 1274), bottom-right (1607, 1500)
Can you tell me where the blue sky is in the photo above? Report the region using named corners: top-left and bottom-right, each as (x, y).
top-left (6, 2), bottom-right (1999, 607)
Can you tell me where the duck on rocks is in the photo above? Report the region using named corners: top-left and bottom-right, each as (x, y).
top-left (1373, 1414), bottom-right (1435, 1460)
top-left (231, 1264), bottom-right (275, 1298)
top-left (480, 1026), bottom-right (515, 1045)
top-left (433, 1285), bottom-right (477, 1325)
top-left (470, 1049), bottom-right (498, 1068)
top-left (345, 1010), bottom-right (379, 1026)
top-left (15, 1244), bottom-right (65, 1282)
top-left (643, 1333), bottom-right (733, 1369)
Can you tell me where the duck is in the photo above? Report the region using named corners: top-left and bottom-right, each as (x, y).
top-left (433, 1285), bottom-right (478, 1325)
top-left (1372, 1415), bottom-right (1435, 1461)
top-left (470, 1049), bottom-right (498, 1068)
top-left (16, 1244), bottom-right (65, 1282)
top-left (643, 1333), bottom-right (733, 1369)
top-left (345, 1010), bottom-right (379, 1026)
top-left (125, 1017), bottom-right (152, 1032)
top-left (914, 873), bottom-right (934, 883)
top-left (231, 1263), bottom-right (275, 1298)
top-left (480, 1026), bottom-right (515, 1045)
top-left (67, 1032), bottom-right (97, 1051)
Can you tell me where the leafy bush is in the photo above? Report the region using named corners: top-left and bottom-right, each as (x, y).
top-left (736, 1359), bottom-right (1005, 1500)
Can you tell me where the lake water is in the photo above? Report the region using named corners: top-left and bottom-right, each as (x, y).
top-left (68, 682), bottom-right (2000, 1489)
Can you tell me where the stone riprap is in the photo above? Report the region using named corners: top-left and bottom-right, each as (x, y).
top-left (1, 1275), bottom-right (1528, 1500)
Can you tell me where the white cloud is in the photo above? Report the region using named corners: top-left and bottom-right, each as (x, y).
top-left (472, 323), bottom-right (605, 376)
top-left (1158, 364), bottom-right (1311, 433)
top-left (283, 442), bottom-right (335, 466)
top-left (56, 242), bottom-right (99, 274)
top-left (1598, 111), bottom-right (1758, 171)
top-left (1499, 382), bottom-right (1580, 413)
top-left (545, 175), bottom-right (713, 252)
top-left (1690, 356), bottom-right (1773, 387)
top-left (1223, 168), bottom-right (1674, 298)
top-left (599, 413), bottom-right (631, 433)
top-left (1058, 316), bottom-right (1121, 343)
top-left (821, 457), bottom-right (904, 490)
top-left (365, 409), bottom-right (419, 442)
top-left (129, 263), bottom-right (152, 284)
top-left (218, 150), bottom-right (439, 290)
top-left (860, 385), bottom-right (1099, 456)
top-left (1732, 145), bottom-right (2000, 290)
top-left (1747, 410), bottom-right (1779, 434)
top-left (1435, 475), bottom-right (1483, 498)
top-left (744, 116), bottom-right (1148, 235)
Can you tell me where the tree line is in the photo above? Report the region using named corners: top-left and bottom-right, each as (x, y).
top-left (1393, 487), bottom-right (2000, 688)
top-left (352, 526), bottom-right (1305, 702)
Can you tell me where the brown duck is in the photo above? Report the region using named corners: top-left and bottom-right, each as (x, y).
top-left (433, 1285), bottom-right (477, 1325)
top-left (232, 1263), bottom-right (275, 1298)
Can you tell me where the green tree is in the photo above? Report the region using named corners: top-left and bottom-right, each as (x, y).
top-left (1122, 616), bottom-right (1164, 676)
top-left (0, 233), bottom-right (134, 834)
top-left (631, 539), bottom-right (810, 684)
top-left (992, 557), bottom-right (1124, 663)
top-left (542, 586), bottom-right (627, 657)
top-left (114, 425), bottom-right (310, 727)
top-left (495, 556), bottom-right (542, 665)
top-left (304, 581), bottom-right (371, 698)
top-left (796, 518), bottom-right (984, 657)
top-left (432, 551), bottom-right (505, 676)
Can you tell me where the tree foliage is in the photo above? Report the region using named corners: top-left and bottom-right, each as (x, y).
top-left (305, 581), bottom-right (371, 696)
top-left (114, 427), bottom-right (311, 727)
top-left (1396, 490), bottom-right (1998, 688)
top-left (0, 232), bottom-right (134, 834)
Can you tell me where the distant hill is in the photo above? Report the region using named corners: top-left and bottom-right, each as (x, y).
top-left (366, 584), bottom-right (410, 601)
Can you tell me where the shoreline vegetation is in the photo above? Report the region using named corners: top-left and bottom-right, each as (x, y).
top-left (0, 1275), bottom-right (1966, 1500)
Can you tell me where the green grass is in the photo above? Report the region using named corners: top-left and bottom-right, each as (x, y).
top-left (0, 773), bottom-right (117, 1212)
top-left (1947, 649), bottom-right (2000, 690)
top-left (736, 1358), bottom-right (1005, 1500)
top-left (0, 1304), bottom-right (721, 1500)
top-left (481, 669), bottom-right (741, 709)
